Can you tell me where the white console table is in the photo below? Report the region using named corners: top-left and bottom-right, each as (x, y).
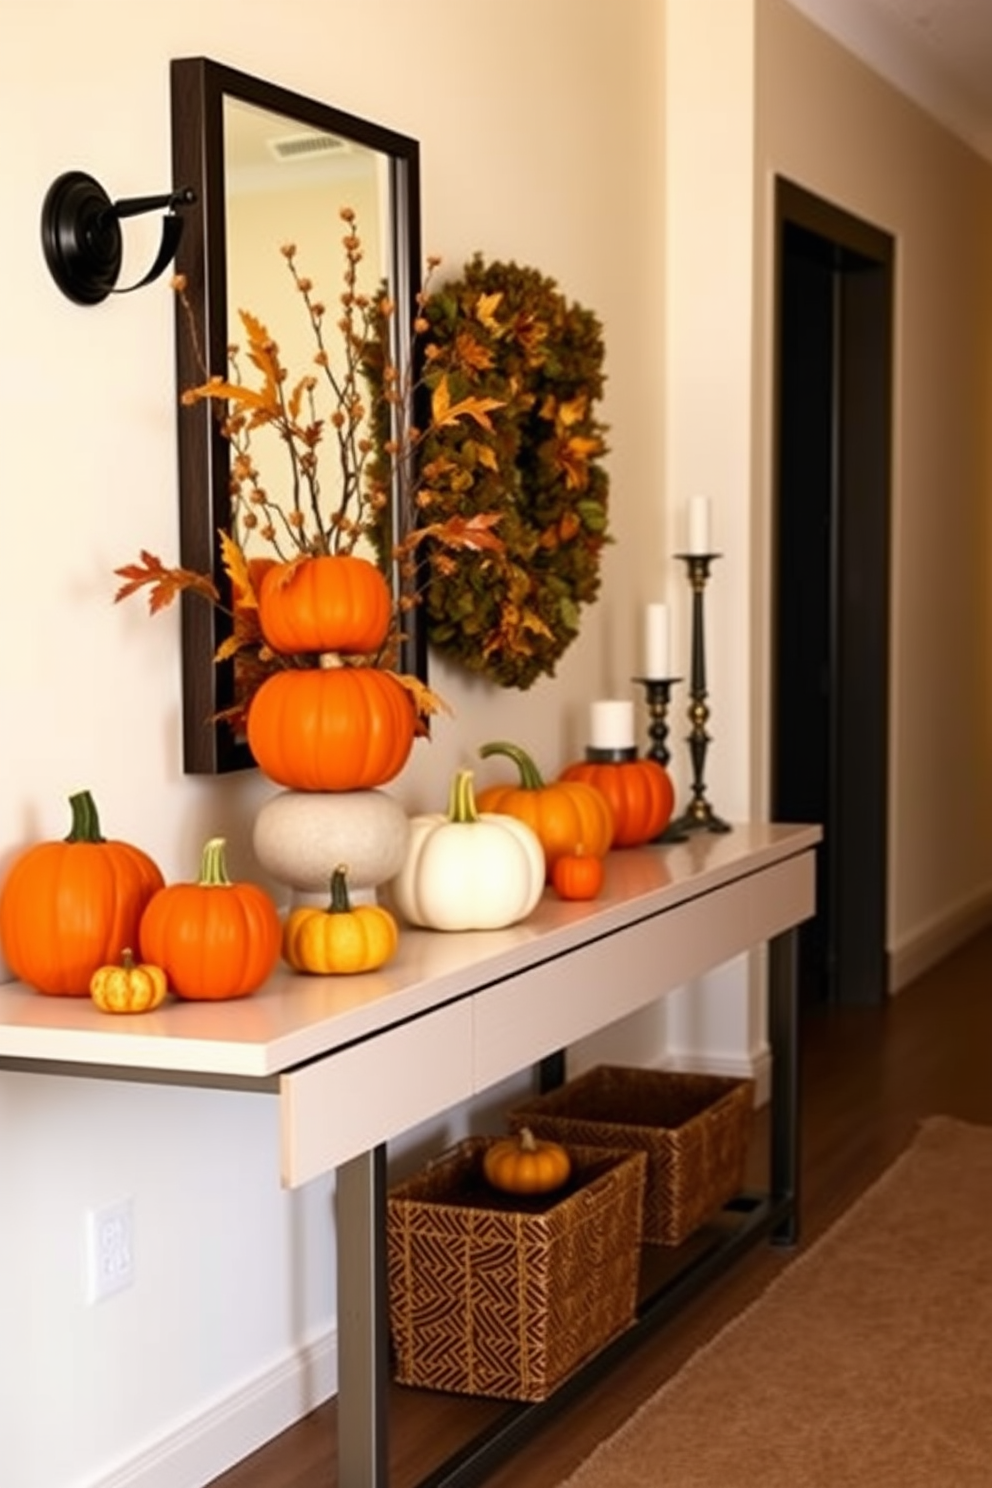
top-left (0, 821), bottom-right (819, 1487)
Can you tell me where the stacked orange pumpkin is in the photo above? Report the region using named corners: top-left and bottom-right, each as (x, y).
top-left (247, 555), bottom-right (417, 792)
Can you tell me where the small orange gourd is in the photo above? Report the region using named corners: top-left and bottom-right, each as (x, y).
top-left (90, 949), bottom-right (169, 1014)
top-left (551, 845), bottom-right (605, 901)
top-left (138, 837), bottom-right (281, 1001)
top-left (482, 1128), bottom-right (572, 1195)
top-left (283, 866), bottom-right (399, 975)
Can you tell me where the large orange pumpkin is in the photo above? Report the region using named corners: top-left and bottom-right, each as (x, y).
top-left (476, 740), bottom-right (614, 876)
top-left (246, 664), bottom-right (416, 791)
top-left (0, 790), bottom-right (164, 996)
top-left (258, 555), bottom-right (392, 656)
top-left (558, 756), bottom-right (674, 847)
top-left (138, 837), bottom-right (281, 1000)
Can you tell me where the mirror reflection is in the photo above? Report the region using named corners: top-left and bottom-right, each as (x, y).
top-left (223, 97), bottom-right (387, 565)
top-left (170, 57), bottom-right (423, 774)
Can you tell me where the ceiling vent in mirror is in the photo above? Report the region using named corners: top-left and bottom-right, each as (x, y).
top-left (268, 132), bottom-right (350, 162)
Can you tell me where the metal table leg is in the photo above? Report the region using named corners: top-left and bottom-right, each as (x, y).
top-left (768, 926), bottom-right (801, 1245)
top-left (336, 1144), bottom-right (389, 1487)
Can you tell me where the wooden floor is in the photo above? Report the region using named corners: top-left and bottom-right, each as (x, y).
top-left (210, 926), bottom-right (992, 1488)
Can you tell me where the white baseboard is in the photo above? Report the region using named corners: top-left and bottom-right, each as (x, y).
top-left (888, 889), bottom-right (992, 994)
top-left (78, 1330), bottom-right (336, 1488)
top-left (663, 1045), bottom-right (772, 1106)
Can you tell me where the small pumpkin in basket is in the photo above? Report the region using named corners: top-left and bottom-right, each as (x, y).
top-left (482, 1127), bottom-right (572, 1195)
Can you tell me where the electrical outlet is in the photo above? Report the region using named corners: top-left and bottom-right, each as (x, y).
top-left (85, 1199), bottom-right (134, 1303)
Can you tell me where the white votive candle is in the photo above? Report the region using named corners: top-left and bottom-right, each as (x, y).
top-left (644, 602), bottom-right (670, 679)
top-left (590, 699), bottom-right (635, 751)
top-left (688, 496), bottom-right (712, 555)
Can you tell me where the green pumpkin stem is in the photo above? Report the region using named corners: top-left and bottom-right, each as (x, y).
top-left (478, 740), bottom-right (545, 790)
top-left (65, 789), bottom-right (106, 844)
top-left (448, 768), bottom-right (481, 824)
top-left (328, 865), bottom-right (352, 914)
top-left (198, 837), bottom-right (232, 887)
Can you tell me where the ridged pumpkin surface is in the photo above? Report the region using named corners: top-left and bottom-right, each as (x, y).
top-left (559, 758), bottom-right (674, 847)
top-left (138, 838), bottom-right (281, 1000)
top-left (247, 667), bottom-right (416, 791)
top-left (258, 555), bottom-right (392, 656)
top-left (0, 791), bottom-right (164, 996)
top-left (476, 740), bottom-right (614, 875)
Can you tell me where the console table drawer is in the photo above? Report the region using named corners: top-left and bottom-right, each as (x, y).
top-left (473, 853), bottom-right (814, 1092)
top-left (280, 998), bottom-right (473, 1187)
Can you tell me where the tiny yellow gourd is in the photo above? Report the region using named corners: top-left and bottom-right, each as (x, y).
top-left (89, 948), bottom-right (169, 1014)
top-left (482, 1127), bottom-right (572, 1195)
top-left (283, 865), bottom-right (399, 975)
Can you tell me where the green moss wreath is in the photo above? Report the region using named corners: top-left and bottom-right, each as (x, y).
top-left (414, 256), bottom-right (610, 690)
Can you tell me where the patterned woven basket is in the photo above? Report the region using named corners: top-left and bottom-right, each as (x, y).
top-left (509, 1065), bottom-right (755, 1247)
top-left (387, 1139), bottom-right (646, 1401)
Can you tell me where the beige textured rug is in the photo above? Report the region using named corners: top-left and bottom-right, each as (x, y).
top-left (561, 1116), bottom-right (992, 1487)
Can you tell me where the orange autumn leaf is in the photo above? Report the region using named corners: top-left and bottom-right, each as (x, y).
top-left (430, 375), bottom-right (504, 432)
top-left (474, 291), bottom-right (504, 332)
top-left (181, 377), bottom-right (277, 417)
top-left (556, 434), bottom-right (604, 491)
top-left (219, 531), bottom-right (257, 606)
top-left (113, 551), bottom-right (218, 614)
top-left (392, 672), bottom-right (453, 724)
top-left (420, 511), bottom-right (505, 553)
top-left (454, 330), bottom-right (495, 374)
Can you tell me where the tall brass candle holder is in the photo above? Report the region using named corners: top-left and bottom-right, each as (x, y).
top-left (669, 553), bottom-right (732, 835)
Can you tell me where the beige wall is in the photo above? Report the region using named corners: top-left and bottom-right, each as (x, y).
top-left (0, 5), bottom-right (668, 1485)
top-left (2, 0), bottom-right (992, 1482)
top-left (754, 0), bottom-right (992, 979)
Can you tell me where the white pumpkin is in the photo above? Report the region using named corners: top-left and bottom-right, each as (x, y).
top-left (390, 769), bottom-right (545, 931)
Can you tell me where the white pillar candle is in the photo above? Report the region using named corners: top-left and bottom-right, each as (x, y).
top-left (644, 602), bottom-right (670, 679)
top-left (590, 699), bottom-right (635, 751)
top-left (688, 496), bottom-right (712, 555)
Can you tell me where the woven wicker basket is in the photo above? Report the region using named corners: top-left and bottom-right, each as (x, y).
top-left (509, 1065), bottom-right (754, 1247)
top-left (387, 1138), bottom-right (646, 1401)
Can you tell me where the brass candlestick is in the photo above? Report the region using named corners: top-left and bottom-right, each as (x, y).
top-left (669, 554), bottom-right (731, 835)
top-left (632, 676), bottom-right (680, 767)
top-left (632, 677), bottom-right (689, 842)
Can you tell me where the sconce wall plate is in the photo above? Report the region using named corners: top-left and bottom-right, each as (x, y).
top-left (41, 170), bottom-right (196, 305)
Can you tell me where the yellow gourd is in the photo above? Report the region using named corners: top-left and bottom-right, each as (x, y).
top-left (89, 949), bottom-right (168, 1014)
top-left (283, 865), bottom-right (399, 975)
top-left (482, 1127), bottom-right (572, 1195)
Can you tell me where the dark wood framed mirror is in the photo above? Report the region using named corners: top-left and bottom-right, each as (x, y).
top-left (170, 56), bottom-right (424, 774)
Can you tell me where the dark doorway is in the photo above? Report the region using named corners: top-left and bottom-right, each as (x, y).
top-left (772, 179), bottom-right (894, 1007)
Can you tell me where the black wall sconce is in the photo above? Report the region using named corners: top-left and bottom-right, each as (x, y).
top-left (41, 170), bottom-right (196, 306)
